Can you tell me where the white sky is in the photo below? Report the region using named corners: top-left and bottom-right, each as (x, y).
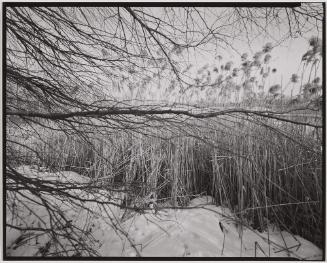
top-left (5, 5), bottom-right (323, 104)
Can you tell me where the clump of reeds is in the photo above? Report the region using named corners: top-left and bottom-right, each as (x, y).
top-left (7, 111), bottom-right (322, 248)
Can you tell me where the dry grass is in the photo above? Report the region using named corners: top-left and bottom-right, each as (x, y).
top-left (7, 111), bottom-right (323, 248)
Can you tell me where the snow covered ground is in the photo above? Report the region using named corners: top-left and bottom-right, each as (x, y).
top-left (6, 166), bottom-right (323, 259)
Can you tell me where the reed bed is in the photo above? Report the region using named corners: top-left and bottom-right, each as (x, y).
top-left (6, 112), bottom-right (323, 248)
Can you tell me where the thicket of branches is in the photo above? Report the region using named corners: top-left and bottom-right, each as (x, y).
top-left (5, 5), bottom-right (323, 257)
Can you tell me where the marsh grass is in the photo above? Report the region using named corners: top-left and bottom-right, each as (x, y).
top-left (7, 112), bottom-right (323, 248)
